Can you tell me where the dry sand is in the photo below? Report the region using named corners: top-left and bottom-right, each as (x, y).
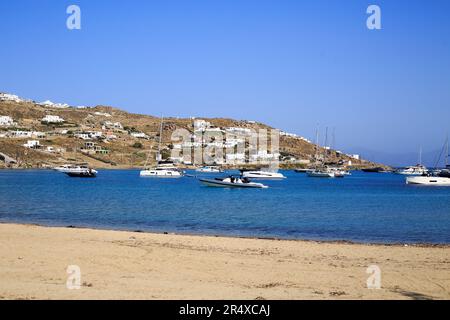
top-left (0, 223), bottom-right (449, 300)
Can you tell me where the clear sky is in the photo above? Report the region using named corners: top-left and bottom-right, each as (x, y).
top-left (1, 0), bottom-right (449, 165)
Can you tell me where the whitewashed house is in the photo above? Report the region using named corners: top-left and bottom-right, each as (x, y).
top-left (23, 140), bottom-right (40, 149)
top-left (0, 116), bottom-right (15, 127)
top-left (130, 132), bottom-right (148, 139)
top-left (0, 93), bottom-right (23, 102)
top-left (10, 130), bottom-right (32, 138)
top-left (102, 121), bottom-right (123, 130)
top-left (193, 119), bottom-right (211, 132)
top-left (42, 115), bottom-right (65, 123)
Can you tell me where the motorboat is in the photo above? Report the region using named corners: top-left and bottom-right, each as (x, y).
top-left (240, 169), bottom-right (286, 180)
top-left (62, 165), bottom-right (98, 178)
top-left (406, 176), bottom-right (450, 186)
top-left (53, 164), bottom-right (74, 172)
top-left (199, 176), bottom-right (268, 188)
top-left (394, 165), bottom-right (428, 176)
top-left (140, 161), bottom-right (183, 178)
top-left (195, 165), bottom-right (223, 173)
top-left (329, 167), bottom-right (351, 178)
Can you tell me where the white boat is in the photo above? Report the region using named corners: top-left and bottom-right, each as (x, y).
top-left (406, 176), bottom-right (450, 186)
top-left (199, 176), bottom-right (268, 188)
top-left (53, 164), bottom-right (74, 172)
top-left (140, 161), bottom-right (183, 178)
top-left (240, 170), bottom-right (286, 180)
top-left (395, 165), bottom-right (428, 176)
top-left (61, 165), bottom-right (98, 178)
top-left (307, 169), bottom-right (335, 178)
top-left (329, 167), bottom-right (350, 178)
top-left (395, 147), bottom-right (428, 175)
top-left (139, 116), bottom-right (183, 178)
top-left (195, 166), bottom-right (223, 173)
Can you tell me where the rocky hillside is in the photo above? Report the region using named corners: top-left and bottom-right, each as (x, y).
top-left (0, 94), bottom-right (382, 169)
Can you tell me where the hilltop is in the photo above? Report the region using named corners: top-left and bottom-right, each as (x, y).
top-left (0, 92), bottom-right (381, 169)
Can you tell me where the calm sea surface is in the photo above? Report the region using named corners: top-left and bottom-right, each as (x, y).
top-left (1, 170), bottom-right (449, 244)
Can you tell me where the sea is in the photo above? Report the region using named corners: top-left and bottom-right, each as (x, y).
top-left (1, 169), bottom-right (449, 244)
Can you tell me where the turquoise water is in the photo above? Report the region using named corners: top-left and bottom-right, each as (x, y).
top-left (0, 170), bottom-right (449, 244)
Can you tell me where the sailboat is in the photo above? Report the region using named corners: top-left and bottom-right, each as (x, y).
top-left (307, 127), bottom-right (335, 178)
top-left (406, 136), bottom-right (450, 186)
top-left (395, 146), bottom-right (428, 175)
top-left (139, 117), bottom-right (183, 178)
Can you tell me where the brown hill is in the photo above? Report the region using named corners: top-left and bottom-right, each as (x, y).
top-left (0, 99), bottom-right (383, 169)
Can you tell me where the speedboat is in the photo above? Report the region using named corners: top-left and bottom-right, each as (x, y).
top-left (395, 165), bottom-right (428, 176)
top-left (406, 176), bottom-right (450, 186)
top-left (195, 166), bottom-right (223, 173)
top-left (140, 161), bottom-right (183, 178)
top-left (329, 167), bottom-right (350, 178)
top-left (240, 169), bottom-right (286, 180)
top-left (62, 165), bottom-right (97, 178)
top-left (199, 176), bottom-right (268, 188)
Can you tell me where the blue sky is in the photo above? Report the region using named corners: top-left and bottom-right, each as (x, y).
top-left (1, 0), bottom-right (449, 165)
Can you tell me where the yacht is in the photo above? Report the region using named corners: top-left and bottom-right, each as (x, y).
top-left (395, 147), bottom-right (428, 175)
top-left (62, 165), bottom-right (97, 178)
top-left (405, 137), bottom-right (450, 186)
top-left (140, 161), bottom-right (183, 178)
top-left (199, 176), bottom-right (268, 188)
top-left (395, 165), bottom-right (428, 176)
top-left (139, 116), bottom-right (183, 178)
top-left (53, 164), bottom-right (74, 172)
top-left (294, 168), bottom-right (314, 173)
top-left (195, 165), bottom-right (223, 173)
top-left (307, 168), bottom-right (335, 178)
top-left (240, 169), bottom-right (286, 180)
top-left (406, 176), bottom-right (450, 186)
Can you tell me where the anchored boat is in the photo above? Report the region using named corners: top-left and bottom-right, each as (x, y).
top-left (199, 176), bottom-right (268, 188)
top-left (406, 176), bottom-right (450, 186)
top-left (240, 169), bottom-right (286, 180)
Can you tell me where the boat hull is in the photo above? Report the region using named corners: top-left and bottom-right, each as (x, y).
top-left (199, 178), bottom-right (268, 188)
top-left (140, 170), bottom-right (183, 178)
top-left (406, 176), bottom-right (450, 186)
top-left (307, 171), bottom-right (335, 178)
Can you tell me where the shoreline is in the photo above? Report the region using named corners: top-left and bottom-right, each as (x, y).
top-left (1, 222), bottom-right (449, 299)
top-left (2, 221), bottom-right (449, 248)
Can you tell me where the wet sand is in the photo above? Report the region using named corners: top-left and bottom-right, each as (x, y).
top-left (0, 223), bottom-right (449, 300)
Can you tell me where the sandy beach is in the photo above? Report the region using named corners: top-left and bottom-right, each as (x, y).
top-left (0, 223), bottom-right (449, 300)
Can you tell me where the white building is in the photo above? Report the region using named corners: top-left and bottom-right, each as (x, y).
top-left (347, 154), bottom-right (360, 160)
top-left (39, 100), bottom-right (69, 108)
top-left (42, 115), bottom-right (65, 123)
top-left (130, 132), bottom-right (148, 139)
top-left (23, 140), bottom-right (40, 149)
top-left (0, 116), bottom-right (15, 127)
top-left (102, 121), bottom-right (123, 130)
top-left (226, 127), bottom-right (252, 135)
top-left (9, 130), bottom-right (32, 138)
top-left (0, 93), bottom-right (23, 102)
top-left (193, 119), bottom-right (211, 132)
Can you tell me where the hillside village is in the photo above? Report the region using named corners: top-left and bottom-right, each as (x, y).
top-left (0, 92), bottom-right (375, 169)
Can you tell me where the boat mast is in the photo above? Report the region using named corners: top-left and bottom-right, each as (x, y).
top-left (446, 134), bottom-right (449, 167)
top-left (157, 116), bottom-right (164, 162)
top-left (314, 126), bottom-right (319, 169)
top-left (418, 145), bottom-right (422, 165)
